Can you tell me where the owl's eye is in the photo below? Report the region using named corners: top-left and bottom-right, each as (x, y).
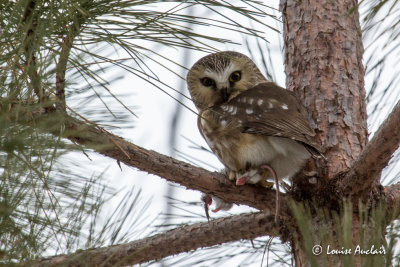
top-left (200, 77), bottom-right (215, 87)
top-left (229, 71), bottom-right (242, 83)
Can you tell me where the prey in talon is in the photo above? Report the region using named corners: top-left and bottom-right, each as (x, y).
top-left (201, 194), bottom-right (233, 219)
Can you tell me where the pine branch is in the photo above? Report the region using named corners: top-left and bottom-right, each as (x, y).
top-left (32, 212), bottom-right (279, 267)
top-left (69, 115), bottom-right (288, 211)
top-left (55, 2), bottom-right (88, 112)
top-left (4, 98), bottom-right (399, 265)
top-left (339, 99), bottom-right (400, 197)
top-left (12, 109), bottom-right (285, 213)
top-left (5, 97), bottom-right (400, 214)
top-left (21, 0), bottom-right (45, 102)
top-left (55, 25), bottom-right (79, 112)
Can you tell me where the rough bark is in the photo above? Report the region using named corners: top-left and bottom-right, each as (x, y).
top-left (33, 212), bottom-right (279, 267)
top-left (280, 0), bottom-right (369, 266)
top-left (281, 0), bottom-right (367, 180)
top-left (340, 100), bottom-right (400, 197)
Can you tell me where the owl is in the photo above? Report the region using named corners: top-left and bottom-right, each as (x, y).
top-left (187, 51), bottom-right (323, 218)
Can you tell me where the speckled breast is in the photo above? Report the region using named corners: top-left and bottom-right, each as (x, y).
top-left (198, 109), bottom-right (274, 173)
top-left (198, 110), bottom-right (241, 171)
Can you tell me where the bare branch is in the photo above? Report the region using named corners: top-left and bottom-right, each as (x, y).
top-left (26, 111), bottom-right (285, 213)
top-left (339, 100), bottom-right (400, 197)
top-left (33, 212), bottom-right (279, 267)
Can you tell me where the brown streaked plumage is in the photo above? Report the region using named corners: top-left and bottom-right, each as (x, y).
top-left (187, 51), bottom-right (323, 219)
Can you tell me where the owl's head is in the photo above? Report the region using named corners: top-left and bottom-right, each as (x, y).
top-left (187, 51), bottom-right (267, 110)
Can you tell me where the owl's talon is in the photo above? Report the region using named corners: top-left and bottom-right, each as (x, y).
top-left (228, 170), bottom-right (236, 180)
top-left (260, 180), bottom-right (274, 189)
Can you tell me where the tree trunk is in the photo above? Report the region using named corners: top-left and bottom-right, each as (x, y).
top-left (281, 0), bottom-right (367, 178)
top-left (280, 0), bottom-right (368, 266)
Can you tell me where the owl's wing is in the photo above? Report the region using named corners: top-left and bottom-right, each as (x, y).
top-left (211, 82), bottom-right (324, 157)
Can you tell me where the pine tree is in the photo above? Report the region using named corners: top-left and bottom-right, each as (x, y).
top-left (1, 0), bottom-right (399, 266)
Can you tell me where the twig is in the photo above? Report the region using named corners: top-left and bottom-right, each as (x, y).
top-left (55, 23), bottom-right (81, 111)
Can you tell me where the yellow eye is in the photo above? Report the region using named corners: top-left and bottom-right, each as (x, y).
top-left (201, 77), bottom-right (215, 87)
top-left (229, 71), bottom-right (241, 83)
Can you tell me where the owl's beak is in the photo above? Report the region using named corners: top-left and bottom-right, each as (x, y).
top-left (220, 87), bottom-right (229, 102)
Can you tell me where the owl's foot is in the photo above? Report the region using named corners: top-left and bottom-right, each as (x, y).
top-left (260, 180), bottom-right (275, 189)
top-left (220, 168), bottom-right (236, 181)
top-left (260, 164), bottom-right (280, 223)
top-left (228, 170), bottom-right (236, 180)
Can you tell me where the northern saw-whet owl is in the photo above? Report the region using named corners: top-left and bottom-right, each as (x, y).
top-left (187, 51), bottom-right (323, 219)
